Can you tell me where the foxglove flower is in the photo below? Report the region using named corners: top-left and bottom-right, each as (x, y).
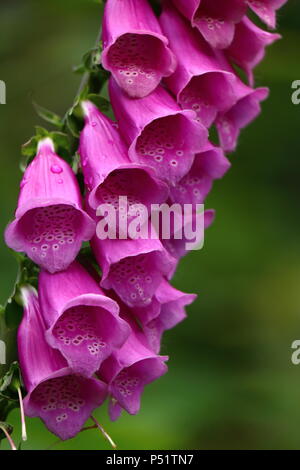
top-left (215, 78), bottom-right (269, 152)
top-left (18, 286), bottom-right (107, 440)
top-left (226, 17), bottom-right (281, 86)
top-left (98, 316), bottom-right (168, 420)
top-left (91, 233), bottom-right (176, 308)
top-left (247, 0), bottom-right (287, 29)
top-left (109, 78), bottom-right (208, 185)
top-left (140, 279), bottom-right (196, 354)
top-left (38, 261), bottom-right (130, 377)
top-left (171, 0), bottom-right (247, 49)
top-left (169, 142), bottom-right (230, 205)
top-left (79, 101), bottom-right (168, 217)
top-left (101, 0), bottom-right (176, 98)
top-left (160, 2), bottom-right (238, 128)
top-left (5, 138), bottom-right (95, 273)
top-left (162, 208), bottom-right (215, 260)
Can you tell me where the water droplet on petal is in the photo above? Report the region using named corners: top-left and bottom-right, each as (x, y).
top-left (51, 164), bottom-right (63, 174)
top-left (91, 122), bottom-right (97, 127)
top-left (58, 179), bottom-right (63, 184)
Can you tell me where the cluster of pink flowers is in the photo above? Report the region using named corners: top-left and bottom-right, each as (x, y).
top-left (5, 0), bottom-right (286, 442)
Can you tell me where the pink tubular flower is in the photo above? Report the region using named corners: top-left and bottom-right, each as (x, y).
top-left (162, 208), bottom-right (215, 260)
top-left (18, 286), bottom-right (107, 440)
top-left (98, 316), bottom-right (168, 420)
top-left (140, 279), bottom-right (197, 354)
top-left (91, 234), bottom-right (176, 308)
top-left (38, 261), bottom-right (130, 377)
top-left (169, 142), bottom-right (231, 205)
top-left (5, 138), bottom-right (95, 273)
top-left (247, 0), bottom-right (287, 29)
top-left (226, 17), bottom-right (281, 86)
top-left (79, 100), bottom-right (169, 214)
top-left (215, 78), bottom-right (269, 152)
top-left (109, 78), bottom-right (208, 185)
top-left (171, 0), bottom-right (247, 49)
top-left (160, 2), bottom-right (238, 128)
top-left (101, 0), bottom-right (176, 98)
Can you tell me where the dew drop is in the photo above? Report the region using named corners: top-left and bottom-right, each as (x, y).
top-left (51, 164), bottom-right (63, 174)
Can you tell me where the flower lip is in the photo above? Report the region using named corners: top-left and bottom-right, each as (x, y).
top-left (39, 264), bottom-right (131, 377)
top-left (5, 201), bottom-right (95, 274)
top-left (216, 86), bottom-right (269, 152)
top-left (128, 111), bottom-right (208, 186)
top-left (88, 163), bottom-right (169, 211)
top-left (24, 368), bottom-right (107, 441)
top-left (101, 0), bottom-right (177, 97)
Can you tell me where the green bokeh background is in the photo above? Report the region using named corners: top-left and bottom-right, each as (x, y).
top-left (1, 0), bottom-right (300, 450)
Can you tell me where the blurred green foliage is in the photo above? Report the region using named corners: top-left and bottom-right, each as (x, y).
top-left (0, 0), bottom-right (300, 450)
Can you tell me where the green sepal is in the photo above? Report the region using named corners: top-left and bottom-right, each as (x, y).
top-left (33, 102), bottom-right (64, 129)
top-left (20, 127), bottom-right (72, 171)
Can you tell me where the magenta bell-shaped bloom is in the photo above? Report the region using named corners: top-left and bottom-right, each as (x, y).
top-left (109, 78), bottom-right (208, 185)
top-left (140, 279), bottom-right (196, 354)
top-left (215, 77), bottom-right (269, 152)
top-left (169, 142), bottom-right (231, 205)
top-left (160, 3), bottom-right (238, 128)
top-left (38, 261), bottom-right (130, 377)
top-left (98, 316), bottom-right (168, 420)
top-left (171, 0), bottom-right (247, 49)
top-left (162, 208), bottom-right (215, 261)
top-left (226, 17), bottom-right (281, 86)
top-left (247, 0), bottom-right (287, 29)
top-left (91, 233), bottom-right (176, 309)
top-left (79, 101), bottom-right (169, 215)
top-left (101, 0), bottom-right (176, 98)
top-left (18, 286), bottom-right (107, 440)
top-left (5, 138), bottom-right (95, 273)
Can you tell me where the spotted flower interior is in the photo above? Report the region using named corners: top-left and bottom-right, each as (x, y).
top-left (50, 305), bottom-right (123, 377)
top-left (17, 205), bottom-right (85, 273)
top-left (29, 375), bottom-right (104, 441)
top-left (135, 114), bottom-right (202, 184)
top-left (108, 253), bottom-right (166, 308)
top-left (106, 33), bottom-right (174, 98)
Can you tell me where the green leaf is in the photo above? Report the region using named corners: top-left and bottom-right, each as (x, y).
top-left (33, 102), bottom-right (63, 129)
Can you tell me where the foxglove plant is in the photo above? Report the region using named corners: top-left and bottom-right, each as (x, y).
top-left (1, 0), bottom-right (287, 450)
